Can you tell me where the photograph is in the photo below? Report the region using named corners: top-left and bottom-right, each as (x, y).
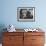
top-left (17, 7), bottom-right (35, 22)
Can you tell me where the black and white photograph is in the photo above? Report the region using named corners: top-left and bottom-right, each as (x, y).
top-left (17, 7), bottom-right (35, 22)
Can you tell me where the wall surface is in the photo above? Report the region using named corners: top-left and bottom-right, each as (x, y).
top-left (0, 0), bottom-right (46, 31)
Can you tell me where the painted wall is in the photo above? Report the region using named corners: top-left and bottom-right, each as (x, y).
top-left (0, 0), bottom-right (46, 31)
top-left (0, 0), bottom-right (46, 43)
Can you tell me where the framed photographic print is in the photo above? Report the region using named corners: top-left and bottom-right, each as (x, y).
top-left (17, 7), bottom-right (35, 22)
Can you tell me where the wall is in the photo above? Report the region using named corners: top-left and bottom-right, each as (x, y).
top-left (0, 0), bottom-right (46, 30)
top-left (0, 0), bottom-right (46, 44)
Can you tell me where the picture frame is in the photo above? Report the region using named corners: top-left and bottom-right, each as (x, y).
top-left (17, 7), bottom-right (35, 22)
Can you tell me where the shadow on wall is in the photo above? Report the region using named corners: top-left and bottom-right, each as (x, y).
top-left (0, 24), bottom-right (7, 43)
